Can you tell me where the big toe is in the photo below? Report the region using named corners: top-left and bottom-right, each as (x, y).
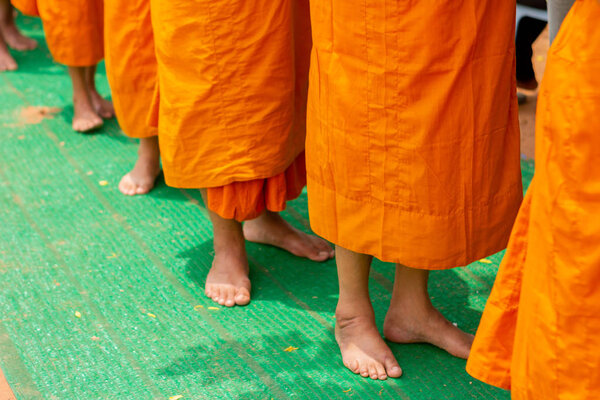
top-left (119, 175), bottom-right (137, 196)
top-left (310, 235), bottom-right (334, 258)
top-left (135, 183), bottom-right (153, 195)
top-left (73, 117), bottom-right (102, 132)
top-left (24, 39), bottom-right (38, 50)
top-left (0, 58), bottom-right (17, 71)
top-left (307, 245), bottom-right (333, 262)
top-left (449, 333), bottom-right (474, 359)
top-left (100, 109), bottom-right (114, 119)
top-left (384, 357), bottom-right (402, 378)
top-left (99, 103), bottom-right (115, 119)
top-left (234, 287), bottom-right (251, 306)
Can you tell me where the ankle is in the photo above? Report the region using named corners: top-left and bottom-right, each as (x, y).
top-left (336, 298), bottom-right (374, 320)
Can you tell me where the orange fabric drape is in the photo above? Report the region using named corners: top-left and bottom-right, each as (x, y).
top-left (467, 1), bottom-right (600, 398)
top-left (13, 0), bottom-right (103, 66)
top-left (206, 153), bottom-right (306, 222)
top-left (306, 1), bottom-right (523, 268)
top-left (103, 0), bottom-right (157, 138)
top-left (149, 0), bottom-right (311, 191)
top-left (11, 0), bottom-right (37, 17)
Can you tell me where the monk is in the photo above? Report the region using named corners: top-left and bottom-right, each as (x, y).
top-left (0, 0), bottom-right (37, 71)
top-left (150, 0), bottom-right (334, 307)
top-left (12, 0), bottom-right (114, 132)
top-left (467, 1), bottom-right (600, 398)
top-left (104, 0), bottom-right (160, 195)
top-left (306, 1), bottom-right (523, 380)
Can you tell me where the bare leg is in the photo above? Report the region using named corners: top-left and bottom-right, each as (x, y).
top-left (86, 64), bottom-right (115, 119)
top-left (202, 190), bottom-right (251, 307)
top-left (383, 264), bottom-right (474, 359)
top-left (0, 30), bottom-right (16, 71)
top-left (119, 136), bottom-right (161, 196)
top-left (243, 211), bottom-right (334, 261)
top-left (69, 66), bottom-right (103, 132)
top-left (0, 0), bottom-right (36, 51)
top-left (334, 245), bottom-right (402, 380)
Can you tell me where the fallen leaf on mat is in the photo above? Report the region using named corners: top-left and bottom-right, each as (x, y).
top-left (284, 346), bottom-right (299, 352)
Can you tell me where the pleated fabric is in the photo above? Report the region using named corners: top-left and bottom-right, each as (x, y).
top-left (467, 2), bottom-right (600, 398)
top-left (306, 0), bottom-right (523, 268)
top-left (206, 153), bottom-right (306, 222)
top-left (12, 0), bottom-right (103, 66)
top-left (149, 0), bottom-right (311, 221)
top-left (104, 0), bottom-right (157, 138)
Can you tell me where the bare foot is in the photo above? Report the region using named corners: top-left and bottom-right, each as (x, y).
top-left (205, 241), bottom-right (251, 307)
top-left (0, 22), bottom-right (37, 51)
top-left (72, 95), bottom-right (103, 132)
top-left (336, 304), bottom-right (402, 380)
top-left (89, 88), bottom-right (115, 119)
top-left (243, 211), bottom-right (334, 261)
top-left (383, 302), bottom-right (474, 359)
top-left (119, 137), bottom-right (160, 196)
top-left (0, 41), bottom-right (17, 71)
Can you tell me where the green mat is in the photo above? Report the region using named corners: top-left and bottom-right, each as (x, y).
top-left (0, 14), bottom-right (534, 400)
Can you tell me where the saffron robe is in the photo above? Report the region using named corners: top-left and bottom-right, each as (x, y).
top-left (104, 0), bottom-right (157, 138)
top-left (306, 0), bottom-right (523, 268)
top-left (149, 0), bottom-right (312, 221)
top-left (12, 0), bottom-right (103, 66)
top-left (467, 1), bottom-right (600, 398)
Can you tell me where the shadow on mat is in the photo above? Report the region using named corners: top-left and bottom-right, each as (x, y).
top-left (154, 323), bottom-right (484, 397)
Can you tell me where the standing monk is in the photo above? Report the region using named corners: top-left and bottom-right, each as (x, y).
top-left (104, 0), bottom-right (160, 195)
top-left (0, 0), bottom-right (37, 71)
top-left (306, 1), bottom-right (523, 379)
top-left (467, 1), bottom-right (600, 398)
top-left (11, 0), bottom-right (114, 132)
top-left (150, 0), bottom-right (334, 307)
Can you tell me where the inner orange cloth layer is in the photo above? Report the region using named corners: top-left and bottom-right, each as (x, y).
top-left (103, 0), bottom-right (156, 138)
top-left (306, 0), bottom-right (523, 269)
top-left (467, 1), bottom-right (600, 398)
top-left (206, 153), bottom-right (306, 222)
top-left (149, 0), bottom-right (311, 189)
top-left (12, 0), bottom-right (103, 66)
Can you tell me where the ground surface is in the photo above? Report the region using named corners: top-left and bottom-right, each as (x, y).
top-left (0, 15), bottom-right (536, 400)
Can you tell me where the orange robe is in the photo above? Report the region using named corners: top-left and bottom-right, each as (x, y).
top-left (103, 0), bottom-right (156, 138)
top-left (12, 0), bottom-right (103, 66)
top-left (467, 1), bottom-right (600, 398)
top-left (149, 0), bottom-right (311, 221)
top-left (306, 1), bottom-right (523, 268)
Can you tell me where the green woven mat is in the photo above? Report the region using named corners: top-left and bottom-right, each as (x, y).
top-left (0, 14), bottom-right (534, 400)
